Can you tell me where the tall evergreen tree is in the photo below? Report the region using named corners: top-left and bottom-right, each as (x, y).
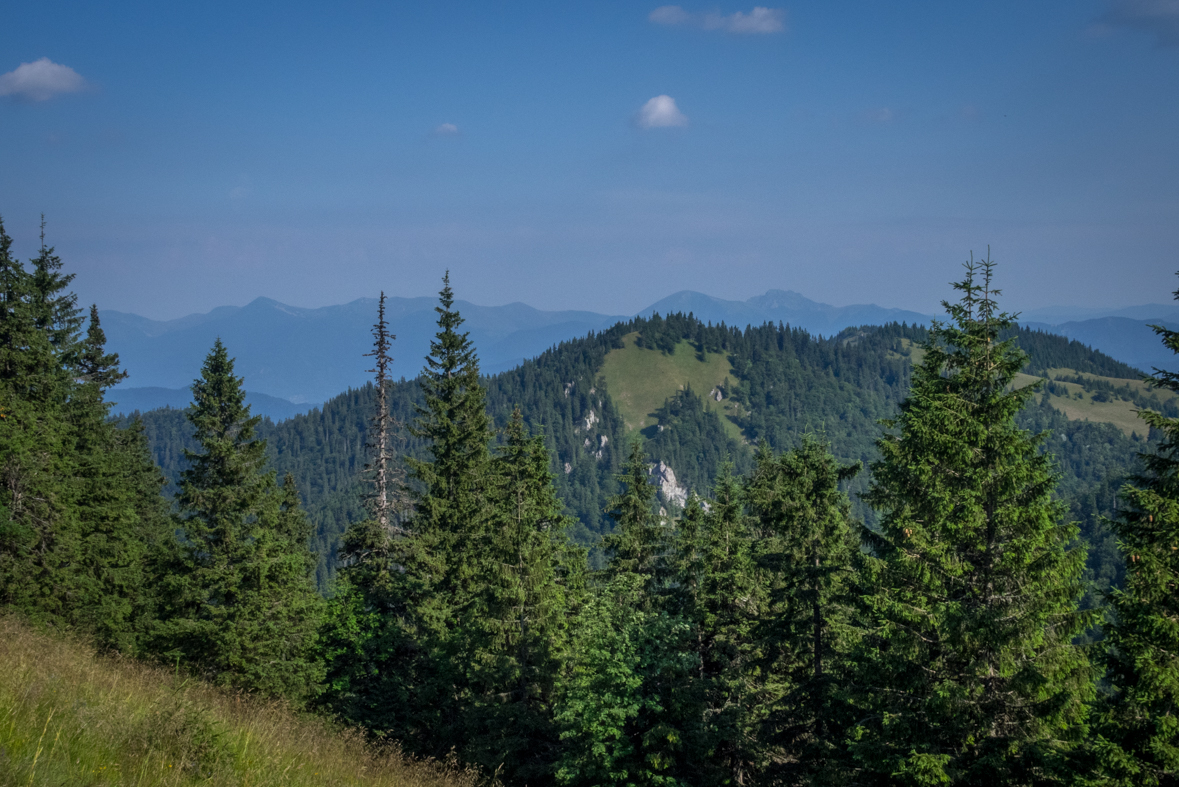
top-left (66, 306), bottom-right (170, 651)
top-left (323, 292), bottom-right (419, 736)
top-left (1093, 278), bottom-right (1179, 787)
top-left (461, 408), bottom-right (585, 782)
top-left (0, 220), bottom-right (171, 652)
top-left (0, 216), bottom-right (74, 620)
top-left (671, 466), bottom-right (767, 786)
top-left (349, 273), bottom-right (498, 755)
top-left (158, 339), bottom-right (323, 701)
top-left (746, 437), bottom-right (860, 785)
top-left (849, 255), bottom-right (1095, 786)
top-left (405, 271), bottom-right (495, 609)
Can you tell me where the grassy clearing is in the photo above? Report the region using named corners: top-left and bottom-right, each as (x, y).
top-left (601, 333), bottom-right (744, 442)
top-left (0, 615), bottom-right (482, 787)
top-left (903, 340), bottom-right (1162, 437)
top-left (1014, 369), bottom-right (1179, 437)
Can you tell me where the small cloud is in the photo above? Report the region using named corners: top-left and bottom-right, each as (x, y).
top-left (635, 95), bottom-right (689, 129)
top-left (865, 107), bottom-right (895, 124)
top-left (1099, 0), bottom-right (1179, 46)
top-left (960, 103), bottom-right (980, 120)
top-left (649, 5), bottom-right (787, 34)
top-left (650, 5), bottom-right (693, 25)
top-left (431, 122), bottom-right (460, 136)
top-left (0, 57), bottom-right (88, 102)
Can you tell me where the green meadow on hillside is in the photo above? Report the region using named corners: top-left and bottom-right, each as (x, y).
top-left (600, 332), bottom-right (743, 441)
top-left (0, 616), bottom-right (480, 787)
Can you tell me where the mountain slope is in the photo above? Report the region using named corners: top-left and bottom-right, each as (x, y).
top-left (1022, 317), bottom-right (1179, 375)
top-left (123, 312), bottom-right (1154, 601)
top-left (0, 615), bottom-right (479, 787)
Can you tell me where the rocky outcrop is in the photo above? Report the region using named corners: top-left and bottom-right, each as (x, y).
top-left (649, 461), bottom-right (688, 509)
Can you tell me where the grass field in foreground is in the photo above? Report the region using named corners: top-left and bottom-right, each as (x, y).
top-left (0, 615), bottom-right (482, 787)
top-left (600, 332), bottom-right (743, 442)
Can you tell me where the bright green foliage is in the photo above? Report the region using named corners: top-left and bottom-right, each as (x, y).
top-left (603, 440), bottom-right (668, 592)
top-left (553, 572), bottom-right (697, 787)
top-left (670, 467), bottom-right (767, 785)
top-left (746, 437), bottom-right (860, 785)
top-left (158, 339), bottom-right (324, 702)
top-left (849, 257), bottom-right (1096, 786)
top-left (1094, 283), bottom-right (1179, 787)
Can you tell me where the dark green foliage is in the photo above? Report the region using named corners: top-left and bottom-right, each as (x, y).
top-left (746, 438), bottom-right (860, 785)
top-left (644, 387), bottom-right (751, 490)
top-left (156, 339), bottom-right (324, 702)
top-left (461, 409), bottom-right (586, 781)
top-left (670, 469), bottom-right (767, 785)
top-left (603, 440), bottom-right (667, 589)
top-left (129, 310), bottom-right (1147, 606)
top-left (850, 258), bottom-right (1096, 786)
top-left (1009, 325), bottom-right (1143, 379)
top-left (0, 218), bottom-right (171, 653)
top-left (1093, 285), bottom-right (1179, 787)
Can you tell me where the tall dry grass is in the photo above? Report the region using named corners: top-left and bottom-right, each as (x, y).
top-left (0, 615), bottom-right (484, 786)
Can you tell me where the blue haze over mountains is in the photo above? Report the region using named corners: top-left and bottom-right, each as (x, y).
top-left (103, 290), bottom-right (1179, 422)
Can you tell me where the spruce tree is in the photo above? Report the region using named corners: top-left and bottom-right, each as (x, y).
top-left (356, 273), bottom-right (497, 754)
top-left (67, 306), bottom-right (170, 651)
top-left (0, 216), bottom-right (74, 619)
top-left (158, 339), bottom-right (323, 701)
top-left (849, 255), bottom-right (1095, 786)
top-left (671, 465), bottom-right (767, 786)
top-left (405, 271), bottom-right (494, 609)
top-left (603, 439), bottom-right (667, 593)
top-left (745, 437), bottom-right (860, 785)
top-left (1093, 280), bottom-right (1179, 787)
top-left (324, 292), bottom-right (413, 732)
top-left (463, 408), bottom-right (585, 782)
top-left (0, 220), bottom-right (171, 652)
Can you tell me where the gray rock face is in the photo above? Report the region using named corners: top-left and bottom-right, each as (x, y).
top-left (649, 461), bottom-right (688, 509)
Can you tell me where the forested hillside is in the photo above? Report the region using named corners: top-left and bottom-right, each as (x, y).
top-left (9, 220), bottom-right (1179, 786)
top-left (124, 310), bottom-right (1155, 595)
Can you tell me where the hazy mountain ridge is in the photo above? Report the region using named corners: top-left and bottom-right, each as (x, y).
top-left (104, 290), bottom-right (1178, 419)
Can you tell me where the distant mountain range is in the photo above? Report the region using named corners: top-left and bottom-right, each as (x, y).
top-left (103, 290), bottom-right (1179, 421)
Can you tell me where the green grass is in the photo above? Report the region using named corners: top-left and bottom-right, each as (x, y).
top-left (0, 615), bottom-right (482, 787)
top-left (600, 333), bottom-right (744, 442)
top-left (903, 339), bottom-right (1166, 438)
top-left (1035, 369), bottom-right (1176, 437)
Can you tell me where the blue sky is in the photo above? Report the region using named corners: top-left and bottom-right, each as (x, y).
top-left (1, 0), bottom-right (1177, 319)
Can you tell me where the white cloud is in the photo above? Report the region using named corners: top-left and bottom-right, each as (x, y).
top-left (1101, 0), bottom-right (1179, 46)
top-left (866, 107), bottom-right (894, 124)
top-left (0, 58), bottom-right (88, 102)
top-left (432, 122), bottom-right (460, 135)
top-left (649, 5), bottom-right (787, 34)
top-left (635, 95), bottom-right (689, 129)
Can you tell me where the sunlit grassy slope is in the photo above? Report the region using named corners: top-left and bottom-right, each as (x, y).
top-left (1031, 369), bottom-right (1177, 437)
top-left (601, 332), bottom-right (744, 441)
top-left (0, 615), bottom-right (480, 787)
top-left (895, 340), bottom-right (1174, 437)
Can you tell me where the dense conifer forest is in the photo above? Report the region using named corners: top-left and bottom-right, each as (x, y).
top-left (4, 219), bottom-right (1179, 786)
